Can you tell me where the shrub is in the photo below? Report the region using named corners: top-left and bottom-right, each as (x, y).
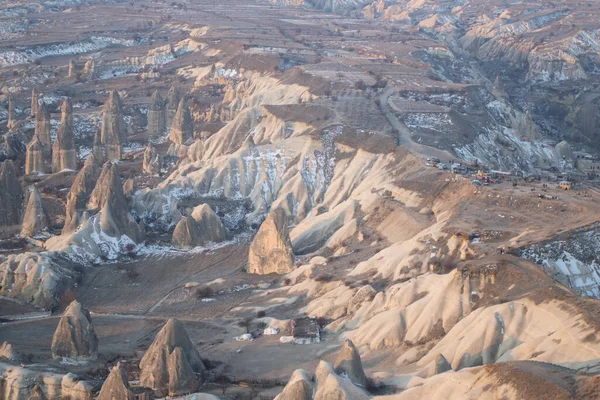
top-left (315, 273), bottom-right (333, 282)
top-left (126, 268), bottom-right (139, 279)
top-left (256, 310), bottom-right (266, 318)
top-left (194, 285), bottom-right (214, 299)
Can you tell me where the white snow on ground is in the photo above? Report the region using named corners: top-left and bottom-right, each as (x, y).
top-left (0, 36), bottom-right (135, 67)
top-left (403, 112), bottom-right (453, 131)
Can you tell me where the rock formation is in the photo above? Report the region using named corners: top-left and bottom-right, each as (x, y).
top-left (172, 203), bottom-right (228, 248)
top-left (31, 87), bottom-right (38, 117)
top-left (248, 208), bottom-right (294, 275)
top-left (25, 135), bottom-right (46, 175)
top-left (92, 128), bottom-right (105, 164)
top-left (88, 161), bottom-right (144, 242)
top-left (434, 354), bottom-right (452, 375)
top-left (274, 369), bottom-right (313, 400)
top-left (82, 59), bottom-right (95, 80)
top-left (68, 59), bottom-right (75, 78)
top-left (139, 318), bottom-right (205, 397)
top-left (0, 341), bottom-right (18, 361)
top-left (27, 384), bottom-right (47, 400)
top-left (4, 133), bottom-right (26, 160)
top-left (51, 300), bottom-right (98, 361)
top-left (35, 101), bottom-right (52, 153)
top-left (333, 339), bottom-right (367, 387)
top-left (148, 90), bottom-right (166, 140)
top-left (0, 160), bottom-right (24, 226)
top-left (21, 186), bottom-right (48, 237)
top-left (142, 144), bottom-right (162, 175)
top-left (555, 140), bottom-right (574, 161)
top-left (52, 98), bottom-right (77, 172)
top-left (169, 99), bottom-right (193, 144)
top-left (166, 86), bottom-right (180, 129)
top-left (100, 90), bottom-right (126, 161)
top-left (7, 92), bottom-right (16, 131)
top-left (63, 155), bottom-right (100, 234)
top-left (97, 362), bottom-right (135, 400)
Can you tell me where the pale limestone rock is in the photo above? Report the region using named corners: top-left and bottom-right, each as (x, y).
top-left (62, 155), bottom-right (100, 234)
top-left (25, 136), bottom-right (45, 175)
top-left (52, 98), bottom-right (77, 172)
top-left (333, 339), bottom-right (367, 387)
top-left (100, 90), bottom-right (126, 161)
top-left (166, 86), bottom-right (181, 129)
top-left (21, 186), bottom-right (48, 237)
top-left (169, 99), bottom-right (193, 144)
top-left (51, 300), bottom-right (98, 361)
top-left (248, 208), bottom-right (294, 275)
top-left (97, 362), bottom-right (135, 400)
top-left (139, 318), bottom-right (205, 397)
top-left (171, 203), bottom-right (227, 248)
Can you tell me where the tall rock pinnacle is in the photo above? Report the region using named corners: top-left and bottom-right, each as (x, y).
top-left (62, 155), bottom-right (100, 234)
top-left (166, 86), bottom-right (180, 129)
top-left (7, 92), bottom-right (16, 131)
top-left (30, 87), bottom-right (38, 117)
top-left (247, 208), bottom-right (294, 275)
top-left (148, 90), bottom-right (166, 141)
top-left (52, 98), bottom-right (77, 172)
top-left (168, 99), bottom-right (193, 144)
top-left (35, 101), bottom-right (52, 151)
top-left (51, 300), bottom-right (98, 361)
top-left (25, 135), bottom-right (45, 175)
top-left (0, 160), bottom-right (24, 226)
top-left (100, 90), bottom-right (126, 161)
top-left (21, 186), bottom-right (48, 237)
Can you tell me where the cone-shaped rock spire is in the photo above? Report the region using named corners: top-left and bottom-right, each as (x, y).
top-left (139, 318), bottom-right (205, 397)
top-left (63, 155), bottom-right (100, 234)
top-left (7, 92), bottom-right (16, 131)
top-left (35, 101), bottom-right (52, 151)
top-left (274, 369), bottom-right (313, 400)
top-left (248, 208), bottom-right (294, 275)
top-left (148, 90), bottom-right (166, 141)
top-left (172, 203), bottom-right (227, 249)
top-left (166, 86), bottom-right (180, 129)
top-left (169, 99), bottom-right (193, 144)
top-left (51, 300), bottom-right (98, 361)
top-left (142, 144), bottom-right (162, 175)
top-left (21, 186), bottom-right (48, 237)
top-left (333, 339), bottom-right (367, 387)
top-left (68, 59), bottom-right (75, 78)
top-left (97, 362), bottom-right (135, 400)
top-left (52, 98), bottom-right (77, 172)
top-left (27, 384), bottom-right (47, 400)
top-left (0, 160), bottom-right (24, 226)
top-left (100, 90), bottom-right (126, 161)
top-left (30, 87), bottom-right (38, 117)
top-left (25, 135), bottom-right (46, 175)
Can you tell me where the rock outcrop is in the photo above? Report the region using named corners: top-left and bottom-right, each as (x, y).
top-left (100, 90), bottom-right (126, 161)
top-left (172, 203), bottom-right (228, 248)
top-left (166, 86), bottom-right (180, 129)
top-left (0, 341), bottom-right (18, 361)
top-left (97, 362), bottom-right (135, 400)
top-left (0, 253), bottom-right (77, 309)
top-left (274, 369), bottom-right (313, 400)
top-left (92, 128), bottom-right (105, 164)
top-left (7, 92), bottom-right (16, 131)
top-left (52, 98), bottom-right (77, 172)
top-left (87, 162), bottom-right (144, 242)
top-left (51, 300), bottom-right (98, 361)
top-left (27, 384), bottom-right (47, 400)
top-left (4, 133), bottom-right (26, 159)
top-left (333, 339), bottom-right (367, 387)
top-left (35, 102), bottom-right (52, 151)
top-left (169, 99), bottom-right (193, 144)
top-left (139, 318), bottom-right (205, 397)
top-left (30, 87), bottom-right (38, 117)
top-left (82, 59), bottom-right (95, 80)
top-left (555, 140), bottom-right (574, 161)
top-left (148, 90), bottom-right (166, 140)
top-left (68, 59), bottom-right (75, 78)
top-left (63, 156), bottom-right (100, 234)
top-left (0, 160), bottom-right (24, 226)
top-left (21, 186), bottom-right (48, 237)
top-left (25, 136), bottom-right (45, 175)
top-left (434, 354), bottom-right (452, 375)
top-left (142, 144), bottom-right (162, 175)
top-left (248, 208), bottom-right (294, 275)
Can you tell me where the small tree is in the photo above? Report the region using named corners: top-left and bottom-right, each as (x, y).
top-left (237, 317), bottom-right (253, 333)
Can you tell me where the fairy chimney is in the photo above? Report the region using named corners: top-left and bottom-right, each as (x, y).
top-left (7, 92), bottom-right (16, 131)
top-left (62, 155), bottom-right (100, 234)
top-left (52, 98), bottom-right (77, 172)
top-left (148, 90), bottom-right (166, 141)
top-left (168, 99), bottom-right (193, 144)
top-left (35, 101), bottom-right (52, 151)
top-left (166, 86), bottom-right (180, 129)
top-left (0, 160), bottom-right (24, 226)
top-left (247, 208), bottom-right (294, 275)
top-left (21, 186), bottom-right (48, 237)
top-left (51, 300), bottom-right (98, 361)
top-left (25, 136), bottom-right (46, 175)
top-left (100, 90), bottom-right (126, 161)
top-left (30, 87), bottom-right (38, 117)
